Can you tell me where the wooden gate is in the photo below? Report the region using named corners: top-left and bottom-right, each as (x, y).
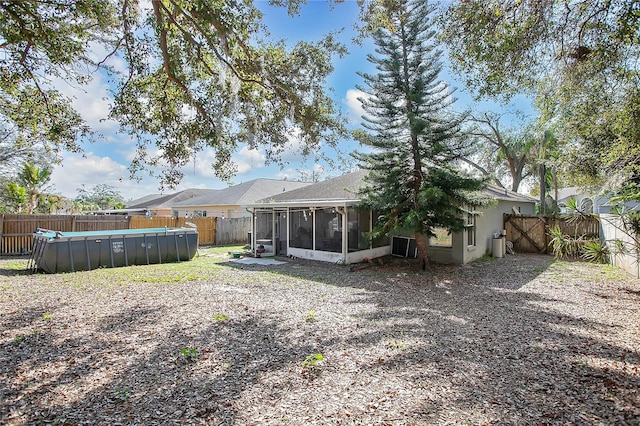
top-left (504, 214), bottom-right (601, 254)
top-left (504, 215), bottom-right (548, 253)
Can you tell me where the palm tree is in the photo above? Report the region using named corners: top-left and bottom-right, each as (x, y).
top-left (5, 181), bottom-right (28, 213)
top-left (17, 162), bottom-right (52, 214)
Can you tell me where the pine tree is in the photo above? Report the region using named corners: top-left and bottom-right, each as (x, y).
top-left (354, 0), bottom-right (487, 271)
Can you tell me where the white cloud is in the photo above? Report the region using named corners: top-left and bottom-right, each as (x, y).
top-left (50, 153), bottom-right (128, 198)
top-left (53, 71), bottom-right (118, 133)
top-left (235, 146), bottom-right (267, 174)
top-left (344, 88), bottom-right (370, 123)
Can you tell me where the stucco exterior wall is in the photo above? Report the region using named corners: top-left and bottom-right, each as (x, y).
top-left (467, 200), bottom-right (536, 263)
top-left (427, 199), bottom-right (536, 265)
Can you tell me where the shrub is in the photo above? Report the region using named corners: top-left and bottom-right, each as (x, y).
top-left (581, 240), bottom-right (610, 264)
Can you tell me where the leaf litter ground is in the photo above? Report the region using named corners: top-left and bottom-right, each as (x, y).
top-left (1, 249), bottom-right (639, 425)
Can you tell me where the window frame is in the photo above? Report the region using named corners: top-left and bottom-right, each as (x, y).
top-left (465, 207), bottom-right (476, 248)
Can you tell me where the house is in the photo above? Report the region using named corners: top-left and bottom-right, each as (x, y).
top-left (171, 178), bottom-right (312, 219)
top-left (126, 189), bottom-right (217, 216)
top-left (557, 186), bottom-right (639, 214)
top-left (247, 170), bottom-right (536, 264)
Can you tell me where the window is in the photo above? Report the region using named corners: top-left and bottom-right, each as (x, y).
top-left (429, 227), bottom-right (452, 247)
top-left (466, 209), bottom-right (476, 247)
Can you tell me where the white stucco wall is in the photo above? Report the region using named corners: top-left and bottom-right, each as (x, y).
top-left (426, 199), bottom-right (536, 265)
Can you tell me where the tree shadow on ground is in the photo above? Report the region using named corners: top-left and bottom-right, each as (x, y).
top-left (0, 299), bottom-right (334, 424)
top-left (1, 253), bottom-right (638, 424)
top-left (221, 253), bottom-right (640, 423)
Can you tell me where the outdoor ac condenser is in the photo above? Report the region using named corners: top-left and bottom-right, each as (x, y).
top-left (391, 236), bottom-right (417, 258)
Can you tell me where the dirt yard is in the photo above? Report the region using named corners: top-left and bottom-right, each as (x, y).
top-left (1, 250), bottom-right (639, 425)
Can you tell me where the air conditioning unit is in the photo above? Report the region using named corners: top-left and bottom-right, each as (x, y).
top-left (391, 236), bottom-right (417, 258)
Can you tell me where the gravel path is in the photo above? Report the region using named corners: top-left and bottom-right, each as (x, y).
top-left (1, 251), bottom-right (639, 425)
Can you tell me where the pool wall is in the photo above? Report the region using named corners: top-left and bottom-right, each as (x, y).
top-left (29, 227), bottom-right (199, 273)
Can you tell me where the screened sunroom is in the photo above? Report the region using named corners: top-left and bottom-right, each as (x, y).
top-left (248, 200), bottom-right (391, 264)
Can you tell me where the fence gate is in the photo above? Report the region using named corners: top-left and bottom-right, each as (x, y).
top-left (503, 214), bottom-right (601, 255)
top-left (504, 214), bottom-right (548, 254)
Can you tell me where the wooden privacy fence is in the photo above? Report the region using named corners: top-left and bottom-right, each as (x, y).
top-left (215, 217), bottom-right (251, 245)
top-left (504, 214), bottom-right (601, 254)
top-left (0, 214), bottom-right (217, 255)
top-left (128, 216), bottom-right (216, 246)
top-left (0, 214), bottom-right (128, 254)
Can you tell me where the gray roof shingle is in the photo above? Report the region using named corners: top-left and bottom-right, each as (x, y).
top-left (127, 189), bottom-right (216, 209)
top-left (172, 179), bottom-right (312, 207)
top-left (256, 170), bottom-right (536, 204)
top-left (260, 170), bottom-right (367, 203)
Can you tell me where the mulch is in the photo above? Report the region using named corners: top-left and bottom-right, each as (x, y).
top-left (1, 253), bottom-right (639, 425)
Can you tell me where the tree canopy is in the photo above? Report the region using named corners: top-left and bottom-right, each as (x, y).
top-left (74, 183), bottom-right (125, 211)
top-left (2, 162), bottom-right (53, 213)
top-left (0, 0), bottom-right (347, 188)
top-left (441, 0), bottom-right (640, 193)
top-left (354, 0), bottom-right (487, 271)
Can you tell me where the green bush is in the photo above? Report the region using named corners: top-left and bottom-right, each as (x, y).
top-left (581, 240), bottom-right (610, 264)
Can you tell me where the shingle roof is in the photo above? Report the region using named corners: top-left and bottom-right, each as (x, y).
top-left (127, 189), bottom-right (217, 209)
top-left (126, 194), bottom-right (163, 207)
top-left (484, 185), bottom-right (537, 203)
top-left (261, 170), bottom-right (367, 203)
top-left (172, 179), bottom-right (312, 208)
top-left (254, 170), bottom-right (536, 204)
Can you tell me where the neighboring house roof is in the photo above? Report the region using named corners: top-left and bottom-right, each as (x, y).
top-left (127, 189), bottom-right (216, 210)
top-left (172, 179), bottom-right (312, 208)
top-left (253, 170), bottom-right (536, 206)
top-left (126, 193), bottom-right (163, 207)
top-left (556, 186), bottom-right (601, 204)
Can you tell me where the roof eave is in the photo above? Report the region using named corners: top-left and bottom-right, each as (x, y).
top-left (248, 199), bottom-right (360, 209)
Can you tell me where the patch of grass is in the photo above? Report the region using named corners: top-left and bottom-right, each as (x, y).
top-left (199, 245), bottom-right (246, 258)
top-left (179, 347), bottom-right (198, 363)
top-left (113, 387), bottom-right (132, 402)
top-left (306, 310), bottom-right (316, 323)
top-left (386, 340), bottom-right (408, 350)
top-left (42, 313), bottom-right (53, 321)
top-left (213, 313), bottom-right (228, 323)
top-left (601, 264), bottom-right (629, 281)
top-left (3, 260), bottom-right (29, 271)
top-left (471, 255), bottom-right (495, 265)
top-left (132, 273), bottom-right (204, 283)
top-left (301, 353), bottom-right (324, 377)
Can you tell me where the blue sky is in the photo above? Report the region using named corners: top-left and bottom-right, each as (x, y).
top-left (48, 1), bottom-right (534, 202)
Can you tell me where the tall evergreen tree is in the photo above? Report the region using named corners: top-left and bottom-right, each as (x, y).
top-left (353, 0), bottom-right (487, 271)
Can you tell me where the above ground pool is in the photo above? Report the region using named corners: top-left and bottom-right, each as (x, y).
top-left (29, 227), bottom-right (199, 273)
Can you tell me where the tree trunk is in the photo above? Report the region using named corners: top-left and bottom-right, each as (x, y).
top-left (415, 233), bottom-right (431, 271)
top-left (539, 163), bottom-right (546, 216)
